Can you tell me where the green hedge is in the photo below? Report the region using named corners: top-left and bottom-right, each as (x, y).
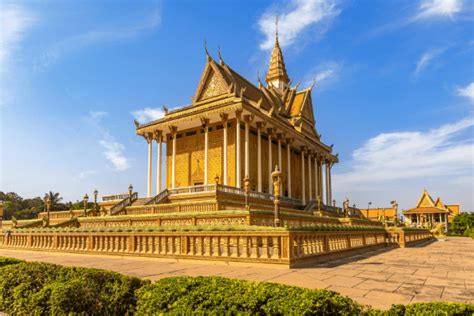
top-left (0, 257), bottom-right (473, 315)
top-left (0, 259), bottom-right (147, 315)
top-left (135, 276), bottom-right (362, 315)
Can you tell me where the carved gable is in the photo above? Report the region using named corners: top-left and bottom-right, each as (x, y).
top-left (416, 191), bottom-right (435, 208)
top-left (198, 69), bottom-right (227, 101)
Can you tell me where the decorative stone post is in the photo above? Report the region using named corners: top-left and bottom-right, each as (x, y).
top-left (83, 193), bottom-right (89, 216)
top-left (244, 175), bottom-right (250, 211)
top-left (391, 200), bottom-right (398, 226)
top-left (93, 189), bottom-right (98, 216)
top-left (272, 165), bottom-right (282, 227)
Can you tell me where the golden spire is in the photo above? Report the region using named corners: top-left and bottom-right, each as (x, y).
top-left (265, 16), bottom-right (290, 90)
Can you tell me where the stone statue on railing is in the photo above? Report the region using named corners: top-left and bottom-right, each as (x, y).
top-left (271, 165), bottom-right (282, 227)
top-left (42, 216), bottom-right (49, 228)
top-left (244, 176), bottom-right (250, 211)
top-left (343, 198), bottom-right (349, 218)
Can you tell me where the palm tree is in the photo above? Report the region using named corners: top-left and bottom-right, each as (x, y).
top-left (43, 191), bottom-right (63, 211)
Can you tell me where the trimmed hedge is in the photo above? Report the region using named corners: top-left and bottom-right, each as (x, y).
top-left (135, 276), bottom-right (362, 315)
top-left (0, 259), bottom-right (147, 315)
top-left (0, 257), bottom-right (473, 315)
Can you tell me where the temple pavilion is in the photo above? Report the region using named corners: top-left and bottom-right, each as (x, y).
top-left (135, 32), bottom-right (338, 208)
top-left (403, 190), bottom-right (460, 228)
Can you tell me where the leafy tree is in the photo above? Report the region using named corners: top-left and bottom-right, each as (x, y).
top-left (448, 213), bottom-right (474, 236)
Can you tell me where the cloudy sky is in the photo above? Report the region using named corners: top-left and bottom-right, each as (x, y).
top-left (1, 0), bottom-right (473, 211)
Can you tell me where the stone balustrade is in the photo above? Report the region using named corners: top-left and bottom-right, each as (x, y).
top-left (0, 228), bottom-right (432, 266)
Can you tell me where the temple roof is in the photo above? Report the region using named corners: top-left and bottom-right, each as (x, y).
top-left (403, 207), bottom-right (450, 215)
top-left (402, 190), bottom-right (457, 215)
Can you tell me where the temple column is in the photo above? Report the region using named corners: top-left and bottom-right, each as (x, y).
top-left (220, 114), bottom-right (228, 185)
top-left (301, 148), bottom-right (306, 204)
top-left (267, 128), bottom-right (273, 194)
top-left (286, 138), bottom-right (292, 197)
top-left (277, 134), bottom-right (282, 195)
top-left (325, 161), bottom-right (330, 204)
top-left (328, 162), bottom-right (333, 204)
top-left (308, 152), bottom-right (312, 201)
top-left (170, 126), bottom-right (177, 189)
top-left (244, 115), bottom-right (253, 179)
top-left (202, 119), bottom-right (209, 185)
top-left (235, 112), bottom-right (242, 188)
top-left (314, 155), bottom-right (318, 201)
top-left (146, 134), bottom-right (153, 198)
top-left (318, 157), bottom-right (324, 202)
top-left (154, 131), bottom-right (162, 194)
top-left (256, 122), bottom-right (264, 192)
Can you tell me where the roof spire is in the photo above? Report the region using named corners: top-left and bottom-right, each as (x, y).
top-left (265, 15), bottom-right (290, 92)
top-left (204, 39), bottom-right (211, 62)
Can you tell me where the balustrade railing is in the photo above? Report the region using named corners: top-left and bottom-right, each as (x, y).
top-left (109, 192), bottom-right (138, 216)
top-left (0, 229), bottom-right (432, 266)
top-left (102, 193), bottom-right (130, 202)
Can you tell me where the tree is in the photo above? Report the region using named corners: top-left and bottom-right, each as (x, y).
top-left (449, 213), bottom-right (474, 236)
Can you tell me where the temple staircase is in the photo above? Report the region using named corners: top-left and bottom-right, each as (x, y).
top-left (109, 192), bottom-right (138, 216)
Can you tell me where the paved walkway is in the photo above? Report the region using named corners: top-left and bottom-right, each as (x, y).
top-left (1, 237), bottom-right (473, 309)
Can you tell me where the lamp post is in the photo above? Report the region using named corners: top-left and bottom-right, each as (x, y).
top-left (83, 193), bottom-right (89, 216)
top-left (128, 184), bottom-right (133, 203)
top-left (93, 189), bottom-right (98, 216)
top-left (271, 166), bottom-right (282, 227)
top-left (45, 197), bottom-right (52, 219)
top-left (368, 201), bottom-right (372, 211)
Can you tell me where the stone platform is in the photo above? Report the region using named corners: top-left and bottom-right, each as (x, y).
top-left (1, 237), bottom-right (472, 309)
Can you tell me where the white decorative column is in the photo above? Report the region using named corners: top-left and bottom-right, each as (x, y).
top-left (318, 158), bottom-right (324, 202)
top-left (314, 155), bottom-right (318, 201)
top-left (286, 138), bottom-right (292, 198)
top-left (155, 131), bottom-right (162, 194)
top-left (308, 153), bottom-right (312, 201)
top-left (277, 134), bottom-right (282, 195)
top-left (146, 134), bottom-right (153, 198)
top-left (256, 122), bottom-right (263, 192)
top-left (267, 128), bottom-right (273, 194)
top-left (235, 112), bottom-right (241, 188)
top-left (325, 161), bottom-right (330, 204)
top-left (170, 126), bottom-right (177, 189)
top-left (220, 113), bottom-right (228, 185)
top-left (244, 115), bottom-right (251, 179)
top-left (202, 118), bottom-right (209, 185)
top-left (301, 148), bottom-right (306, 204)
top-left (328, 162), bottom-right (333, 204)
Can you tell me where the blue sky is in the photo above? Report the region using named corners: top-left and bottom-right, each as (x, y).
top-left (1, 0), bottom-right (473, 211)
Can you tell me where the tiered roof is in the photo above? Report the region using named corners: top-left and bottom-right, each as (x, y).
top-left (403, 190), bottom-right (454, 215)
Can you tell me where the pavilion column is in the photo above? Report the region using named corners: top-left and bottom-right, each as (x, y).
top-left (244, 115), bottom-right (253, 179)
top-left (314, 155), bottom-right (318, 201)
top-left (146, 134), bottom-right (153, 198)
top-left (235, 112), bottom-right (242, 188)
top-left (286, 138), bottom-right (292, 197)
top-left (256, 122), bottom-right (264, 192)
top-left (267, 128), bottom-right (274, 194)
top-left (325, 161), bottom-right (330, 204)
top-left (301, 148), bottom-right (306, 204)
top-left (154, 131), bottom-right (162, 194)
top-left (202, 118), bottom-right (210, 185)
top-left (308, 152), bottom-right (312, 201)
top-left (170, 126), bottom-right (177, 189)
top-left (318, 158), bottom-right (324, 202)
top-left (277, 134), bottom-right (282, 195)
top-left (220, 114), bottom-right (228, 185)
top-left (328, 162), bottom-right (333, 204)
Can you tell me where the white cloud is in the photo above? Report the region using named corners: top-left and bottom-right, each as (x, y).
top-left (73, 170), bottom-right (97, 181)
top-left (258, 0), bottom-right (340, 50)
top-left (413, 48), bottom-right (444, 76)
top-left (39, 9), bottom-right (160, 68)
top-left (131, 107), bottom-right (165, 124)
top-left (0, 4), bottom-right (35, 73)
top-left (99, 139), bottom-right (129, 171)
top-left (302, 61), bottom-right (342, 90)
top-left (457, 82), bottom-right (474, 103)
top-left (415, 0), bottom-right (463, 20)
top-left (334, 117), bottom-right (474, 191)
top-left (84, 111), bottom-right (129, 171)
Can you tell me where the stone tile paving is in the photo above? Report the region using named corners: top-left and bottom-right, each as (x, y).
top-left (1, 237), bottom-right (473, 310)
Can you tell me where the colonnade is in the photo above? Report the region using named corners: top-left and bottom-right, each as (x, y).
top-left (143, 112), bottom-right (334, 205)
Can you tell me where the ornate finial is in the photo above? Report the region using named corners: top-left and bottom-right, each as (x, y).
top-left (218, 46), bottom-right (224, 65)
top-left (133, 119), bottom-right (140, 129)
top-left (162, 105), bottom-right (169, 115)
top-left (275, 16), bottom-right (279, 43)
top-left (204, 39), bottom-right (211, 61)
top-left (294, 80), bottom-right (301, 90)
top-left (309, 78), bottom-right (317, 91)
top-left (257, 70), bottom-right (263, 88)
